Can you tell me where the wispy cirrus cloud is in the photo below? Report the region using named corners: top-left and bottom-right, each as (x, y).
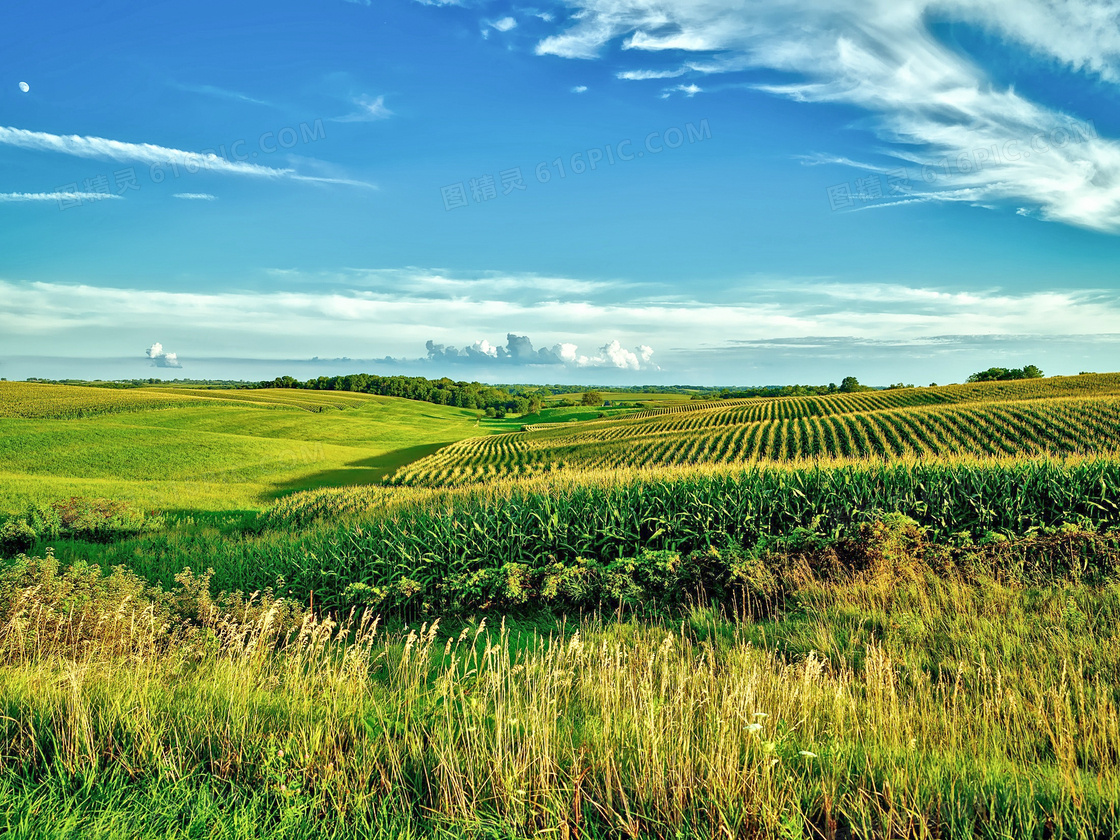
top-left (334, 94), bottom-right (394, 122)
top-left (0, 126), bottom-right (374, 188)
top-left (530, 0), bottom-right (1120, 233)
top-left (172, 193), bottom-right (217, 200)
top-left (660, 83), bottom-right (701, 98)
top-left (616, 68), bottom-right (687, 80)
top-left (172, 82), bottom-right (273, 107)
top-left (0, 191), bottom-right (123, 203)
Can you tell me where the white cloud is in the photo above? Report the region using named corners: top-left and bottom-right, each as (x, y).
top-left (589, 339), bottom-right (657, 370)
top-left (335, 94), bottom-right (393, 122)
top-left (571, 84), bottom-right (589, 93)
top-left (660, 83), bottom-right (701, 98)
top-left (470, 338), bottom-right (500, 357)
top-left (617, 68), bottom-right (688, 80)
top-left (172, 193), bottom-right (217, 201)
top-left (0, 125), bottom-right (373, 188)
top-left (173, 83), bottom-right (272, 107)
top-left (4, 273), bottom-right (1120, 366)
top-left (425, 333), bottom-right (659, 370)
top-left (0, 191), bottom-right (122, 203)
top-left (0, 126), bottom-right (289, 178)
top-left (559, 340), bottom-right (659, 370)
top-left (490, 16), bottom-right (518, 31)
top-left (146, 342), bottom-right (181, 368)
top-left (531, 0), bottom-right (1120, 232)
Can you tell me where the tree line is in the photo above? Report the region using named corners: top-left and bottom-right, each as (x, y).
top-left (261, 374), bottom-right (547, 415)
top-left (967, 365), bottom-right (1043, 382)
top-left (696, 376), bottom-right (874, 400)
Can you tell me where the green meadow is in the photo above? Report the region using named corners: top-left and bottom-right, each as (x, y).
top-left (0, 382), bottom-right (495, 512)
top-left (2, 376), bottom-right (1120, 838)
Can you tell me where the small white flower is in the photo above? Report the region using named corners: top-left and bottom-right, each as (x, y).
top-left (746, 723), bottom-right (763, 734)
top-left (799, 750), bottom-right (817, 758)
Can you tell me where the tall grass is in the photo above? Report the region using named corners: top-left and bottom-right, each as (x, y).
top-left (2, 546), bottom-right (1120, 837)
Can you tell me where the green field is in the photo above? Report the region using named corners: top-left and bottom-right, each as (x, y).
top-left (393, 374), bottom-right (1120, 486)
top-left (3, 375), bottom-right (1120, 838)
top-left (0, 382), bottom-right (497, 512)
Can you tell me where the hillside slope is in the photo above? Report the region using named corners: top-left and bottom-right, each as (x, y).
top-left (392, 374), bottom-right (1120, 486)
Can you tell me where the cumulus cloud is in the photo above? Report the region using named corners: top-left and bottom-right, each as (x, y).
top-left (425, 333), bottom-right (658, 370)
top-left (530, 0), bottom-right (1120, 232)
top-left (562, 339), bottom-right (658, 370)
top-left (490, 16), bottom-right (518, 31)
top-left (146, 342), bottom-right (182, 368)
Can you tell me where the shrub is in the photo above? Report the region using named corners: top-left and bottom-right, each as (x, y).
top-left (0, 497), bottom-right (164, 556)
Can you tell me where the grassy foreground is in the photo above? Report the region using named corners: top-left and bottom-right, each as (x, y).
top-left (4, 378), bottom-right (1120, 837)
top-left (2, 532), bottom-right (1120, 839)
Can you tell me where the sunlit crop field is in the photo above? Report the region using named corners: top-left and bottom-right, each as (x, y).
top-left (393, 374), bottom-right (1120, 486)
top-left (0, 384), bottom-right (492, 512)
top-left (0, 381), bottom-right (214, 419)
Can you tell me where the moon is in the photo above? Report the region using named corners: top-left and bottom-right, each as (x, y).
top-left (18, 82), bottom-right (29, 93)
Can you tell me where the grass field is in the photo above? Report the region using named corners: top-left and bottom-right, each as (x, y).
top-left (3, 375), bottom-right (1120, 837)
top-left (0, 383), bottom-right (493, 512)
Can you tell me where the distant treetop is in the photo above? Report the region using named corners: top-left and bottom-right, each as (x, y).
top-left (967, 365), bottom-right (1044, 383)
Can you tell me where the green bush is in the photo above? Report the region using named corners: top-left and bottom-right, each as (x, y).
top-left (0, 518), bottom-right (36, 556)
top-left (0, 497), bottom-right (164, 556)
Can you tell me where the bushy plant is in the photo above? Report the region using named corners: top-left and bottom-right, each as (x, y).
top-left (0, 497), bottom-right (165, 556)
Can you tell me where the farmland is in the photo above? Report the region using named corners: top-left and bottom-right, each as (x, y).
top-left (0, 382), bottom-right (495, 512)
top-left (2, 374), bottom-right (1120, 838)
top-left (394, 373), bottom-right (1120, 486)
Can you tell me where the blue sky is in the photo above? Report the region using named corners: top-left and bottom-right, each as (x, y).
top-left (3, 0), bottom-right (1120, 385)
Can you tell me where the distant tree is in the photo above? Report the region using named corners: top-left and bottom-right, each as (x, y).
top-left (513, 397), bottom-right (530, 415)
top-left (581, 390), bottom-right (604, 406)
top-left (968, 365), bottom-right (1042, 383)
top-left (839, 376), bottom-right (861, 393)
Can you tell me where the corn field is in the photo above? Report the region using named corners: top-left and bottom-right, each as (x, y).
top-left (394, 377), bottom-right (1120, 487)
top-left (0, 382), bottom-right (211, 419)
